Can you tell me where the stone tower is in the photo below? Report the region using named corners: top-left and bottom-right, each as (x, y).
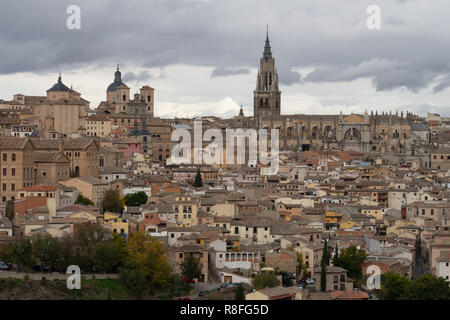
top-left (253, 28), bottom-right (281, 120)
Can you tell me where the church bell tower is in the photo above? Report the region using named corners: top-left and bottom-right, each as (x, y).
top-left (253, 27), bottom-right (281, 121)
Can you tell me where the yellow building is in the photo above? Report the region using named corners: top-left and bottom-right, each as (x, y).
top-left (86, 115), bottom-right (112, 138)
top-left (360, 206), bottom-right (383, 220)
top-left (172, 197), bottom-right (199, 227)
top-left (104, 212), bottom-right (129, 238)
top-left (339, 220), bottom-right (361, 229)
top-left (325, 210), bottom-right (342, 224)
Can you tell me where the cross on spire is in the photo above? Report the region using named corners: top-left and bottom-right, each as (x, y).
top-left (263, 25), bottom-right (272, 60)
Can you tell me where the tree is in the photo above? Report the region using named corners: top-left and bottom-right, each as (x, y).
top-left (296, 253), bottom-right (307, 278)
top-left (31, 233), bottom-right (60, 271)
top-left (72, 223), bottom-right (113, 272)
top-left (252, 273), bottom-right (280, 290)
top-left (74, 223), bottom-right (112, 248)
top-left (378, 273), bottom-right (412, 300)
top-left (378, 273), bottom-right (450, 300)
top-left (102, 189), bottom-right (123, 213)
top-left (120, 265), bottom-right (148, 299)
top-left (333, 245), bottom-right (367, 286)
top-left (194, 168), bottom-right (203, 188)
top-left (92, 235), bottom-right (127, 273)
top-left (124, 191), bottom-right (148, 207)
top-left (320, 261), bottom-right (327, 292)
top-left (180, 253), bottom-right (202, 281)
top-left (235, 284), bottom-right (245, 300)
top-left (407, 274), bottom-right (450, 300)
top-left (75, 194), bottom-right (94, 206)
top-left (5, 238), bottom-right (35, 271)
top-left (322, 239), bottom-right (330, 266)
top-left (124, 232), bottom-right (171, 290)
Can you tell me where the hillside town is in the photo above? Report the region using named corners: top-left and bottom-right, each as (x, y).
top-left (0, 33), bottom-right (449, 301)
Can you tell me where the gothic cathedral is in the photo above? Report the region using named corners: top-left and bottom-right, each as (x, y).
top-left (253, 29), bottom-right (281, 120)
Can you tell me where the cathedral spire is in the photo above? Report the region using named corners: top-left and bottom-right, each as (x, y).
top-left (263, 25), bottom-right (272, 60)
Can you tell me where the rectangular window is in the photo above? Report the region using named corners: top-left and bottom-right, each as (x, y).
top-left (2, 168), bottom-right (6, 176)
top-left (12, 153), bottom-right (16, 161)
top-left (11, 168), bottom-right (15, 176)
top-left (2, 153), bottom-right (6, 161)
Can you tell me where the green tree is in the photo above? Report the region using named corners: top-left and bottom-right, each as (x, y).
top-left (194, 168), bottom-right (203, 188)
top-left (320, 261), bottom-right (327, 292)
top-left (322, 239), bottom-right (330, 266)
top-left (180, 253), bottom-right (202, 281)
top-left (378, 273), bottom-right (412, 300)
top-left (407, 274), bottom-right (450, 300)
top-left (235, 283), bottom-right (245, 300)
top-left (72, 223), bottom-right (114, 272)
top-left (58, 235), bottom-right (75, 269)
top-left (252, 273), bottom-right (280, 290)
top-left (92, 235), bottom-right (127, 273)
top-left (120, 265), bottom-right (148, 299)
top-left (5, 238), bottom-right (35, 271)
top-left (31, 233), bottom-right (60, 271)
top-left (102, 189), bottom-right (124, 213)
top-left (75, 194), bottom-right (94, 206)
top-left (124, 191), bottom-right (148, 206)
top-left (333, 245), bottom-right (367, 286)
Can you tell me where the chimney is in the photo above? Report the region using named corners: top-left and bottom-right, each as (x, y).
top-left (58, 140), bottom-right (64, 153)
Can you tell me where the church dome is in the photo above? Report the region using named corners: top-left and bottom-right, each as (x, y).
top-left (47, 74), bottom-right (72, 92)
top-left (107, 65), bottom-right (126, 92)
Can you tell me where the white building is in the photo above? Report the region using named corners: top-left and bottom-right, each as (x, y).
top-left (436, 255), bottom-right (450, 281)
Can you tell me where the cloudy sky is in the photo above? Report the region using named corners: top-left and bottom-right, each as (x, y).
top-left (1, 0), bottom-right (450, 118)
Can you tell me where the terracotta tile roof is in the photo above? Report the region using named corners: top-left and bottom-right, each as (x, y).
top-left (330, 290), bottom-right (369, 300)
top-left (18, 185), bottom-right (59, 192)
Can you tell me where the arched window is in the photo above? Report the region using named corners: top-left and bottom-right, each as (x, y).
top-left (260, 99), bottom-right (263, 107)
top-left (264, 99), bottom-right (269, 107)
top-left (123, 94), bottom-right (126, 101)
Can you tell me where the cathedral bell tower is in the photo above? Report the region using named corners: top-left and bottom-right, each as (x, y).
top-left (253, 28), bottom-right (281, 122)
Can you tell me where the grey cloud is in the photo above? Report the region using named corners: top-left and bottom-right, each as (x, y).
top-left (123, 71), bottom-right (152, 83)
top-left (1, 0), bottom-right (450, 94)
top-left (433, 76), bottom-right (450, 93)
top-left (211, 67), bottom-right (251, 78)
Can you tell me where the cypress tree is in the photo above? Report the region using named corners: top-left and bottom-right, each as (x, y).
top-left (322, 239), bottom-right (329, 266)
top-left (320, 261), bottom-right (327, 292)
top-left (194, 168), bottom-right (203, 188)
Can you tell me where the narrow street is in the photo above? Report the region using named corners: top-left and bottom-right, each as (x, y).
top-left (413, 243), bottom-right (428, 279)
top-left (187, 282), bottom-right (221, 299)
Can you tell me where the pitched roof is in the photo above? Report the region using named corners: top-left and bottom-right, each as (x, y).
top-left (47, 75), bottom-right (72, 92)
top-left (0, 137), bottom-right (30, 149)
